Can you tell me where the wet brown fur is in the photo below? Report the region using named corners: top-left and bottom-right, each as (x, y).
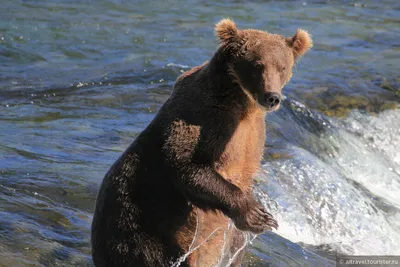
top-left (91, 19), bottom-right (312, 267)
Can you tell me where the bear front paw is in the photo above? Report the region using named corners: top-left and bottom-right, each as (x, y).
top-left (231, 196), bottom-right (278, 234)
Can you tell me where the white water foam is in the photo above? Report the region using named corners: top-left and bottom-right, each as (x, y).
top-left (171, 209), bottom-right (257, 267)
top-left (259, 108), bottom-right (400, 255)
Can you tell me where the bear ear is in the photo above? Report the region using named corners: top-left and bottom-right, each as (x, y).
top-left (286, 29), bottom-right (313, 59)
top-left (215, 18), bottom-right (239, 44)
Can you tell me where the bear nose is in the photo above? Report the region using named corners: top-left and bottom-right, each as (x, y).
top-left (264, 92), bottom-right (281, 109)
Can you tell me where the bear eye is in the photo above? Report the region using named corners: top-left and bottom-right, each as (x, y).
top-left (254, 63), bottom-right (264, 70)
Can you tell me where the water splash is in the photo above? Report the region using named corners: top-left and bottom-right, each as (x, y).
top-left (214, 221), bottom-right (231, 267)
top-left (171, 209), bottom-right (258, 267)
top-left (171, 208), bottom-right (224, 267)
top-left (224, 233), bottom-right (257, 267)
top-left (258, 108), bottom-right (400, 255)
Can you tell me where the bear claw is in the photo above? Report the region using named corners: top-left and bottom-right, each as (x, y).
top-left (231, 196), bottom-right (278, 234)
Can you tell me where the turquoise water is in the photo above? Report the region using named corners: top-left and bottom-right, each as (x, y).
top-left (1, 1), bottom-right (399, 266)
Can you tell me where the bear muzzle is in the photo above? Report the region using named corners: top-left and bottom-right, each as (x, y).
top-left (263, 92), bottom-right (281, 111)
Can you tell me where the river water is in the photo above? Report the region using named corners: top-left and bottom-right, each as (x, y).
top-left (1, 0), bottom-right (399, 266)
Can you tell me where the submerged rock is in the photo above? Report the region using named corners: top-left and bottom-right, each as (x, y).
top-left (303, 89), bottom-right (398, 118)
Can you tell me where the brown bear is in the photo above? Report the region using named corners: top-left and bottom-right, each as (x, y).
top-left (91, 19), bottom-right (312, 267)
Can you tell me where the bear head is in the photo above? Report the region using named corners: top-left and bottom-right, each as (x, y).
top-left (215, 19), bottom-right (312, 112)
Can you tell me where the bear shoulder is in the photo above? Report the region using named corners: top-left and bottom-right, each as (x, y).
top-left (174, 61), bottom-right (208, 87)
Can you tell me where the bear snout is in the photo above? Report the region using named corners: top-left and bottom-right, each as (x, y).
top-left (263, 92), bottom-right (281, 110)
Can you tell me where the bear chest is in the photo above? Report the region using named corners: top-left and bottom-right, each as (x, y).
top-left (216, 112), bottom-right (266, 190)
